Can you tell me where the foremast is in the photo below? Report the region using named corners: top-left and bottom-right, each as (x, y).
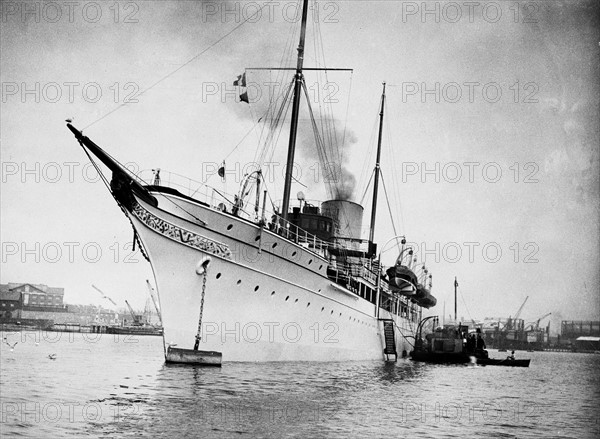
top-left (281, 0), bottom-right (309, 222)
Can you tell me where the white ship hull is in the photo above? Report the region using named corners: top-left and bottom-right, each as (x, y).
top-left (64, 0), bottom-right (435, 363)
top-left (130, 193), bottom-right (418, 362)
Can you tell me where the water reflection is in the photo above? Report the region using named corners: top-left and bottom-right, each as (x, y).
top-left (376, 359), bottom-right (425, 384)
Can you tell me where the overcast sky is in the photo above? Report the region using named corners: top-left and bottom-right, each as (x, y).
top-left (1, 1), bottom-right (598, 330)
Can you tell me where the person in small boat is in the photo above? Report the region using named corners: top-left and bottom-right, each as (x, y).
top-left (476, 334), bottom-right (486, 350)
top-left (466, 334), bottom-right (476, 353)
top-left (507, 350), bottom-right (515, 360)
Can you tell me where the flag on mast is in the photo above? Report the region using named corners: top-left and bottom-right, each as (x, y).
top-left (234, 72), bottom-right (249, 104)
top-left (233, 72), bottom-right (246, 87)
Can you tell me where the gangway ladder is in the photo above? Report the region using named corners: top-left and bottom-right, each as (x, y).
top-left (381, 319), bottom-right (397, 362)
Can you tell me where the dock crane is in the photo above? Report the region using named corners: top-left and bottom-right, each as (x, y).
top-left (525, 312), bottom-right (552, 331)
top-left (145, 280), bottom-right (162, 325)
top-left (125, 300), bottom-right (142, 325)
top-left (504, 296), bottom-right (529, 330)
top-left (92, 285), bottom-right (118, 307)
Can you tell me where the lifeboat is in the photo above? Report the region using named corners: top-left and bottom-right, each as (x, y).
top-left (414, 285), bottom-right (437, 309)
top-left (386, 265), bottom-right (418, 296)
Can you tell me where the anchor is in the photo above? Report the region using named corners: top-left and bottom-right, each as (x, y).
top-left (165, 256), bottom-right (222, 366)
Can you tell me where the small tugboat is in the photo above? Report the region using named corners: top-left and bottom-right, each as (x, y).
top-left (410, 279), bottom-right (530, 367)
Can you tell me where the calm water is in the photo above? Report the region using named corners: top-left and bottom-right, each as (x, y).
top-left (1, 331), bottom-right (598, 438)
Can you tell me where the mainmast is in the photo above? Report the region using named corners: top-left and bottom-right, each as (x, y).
top-left (281, 0), bottom-right (309, 222)
top-left (368, 82), bottom-right (386, 243)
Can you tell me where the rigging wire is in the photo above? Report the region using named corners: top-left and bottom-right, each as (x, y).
top-left (307, 3), bottom-right (354, 200)
top-left (383, 95), bottom-right (406, 234)
top-left (379, 171), bottom-right (399, 238)
top-left (250, 8), bottom-right (300, 167)
top-left (301, 81), bottom-right (335, 198)
top-left (356, 110), bottom-right (379, 200)
top-left (82, 2), bottom-right (274, 131)
top-left (219, 107), bottom-right (276, 172)
top-left (359, 169), bottom-right (375, 206)
top-left (457, 285), bottom-right (475, 324)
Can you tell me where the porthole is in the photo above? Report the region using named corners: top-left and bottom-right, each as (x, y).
top-left (255, 236), bottom-right (260, 241)
top-left (254, 286), bottom-right (259, 292)
top-left (339, 312), bottom-right (342, 317)
top-left (285, 296), bottom-right (289, 301)
top-left (227, 224), bottom-right (233, 230)
top-left (292, 251), bottom-right (297, 257)
top-left (272, 243), bottom-right (278, 248)
top-left (321, 307), bottom-right (325, 312)
top-left (294, 298), bottom-right (298, 303)
top-left (216, 273), bottom-right (222, 279)
top-left (307, 302), bottom-right (311, 307)
top-left (237, 280), bottom-right (242, 285)
top-left (271, 291), bottom-right (276, 296)
top-left (318, 289), bottom-right (321, 293)
top-left (308, 259), bottom-right (312, 265)
top-left (330, 310), bottom-right (334, 315)
top-left (319, 264), bottom-right (323, 270)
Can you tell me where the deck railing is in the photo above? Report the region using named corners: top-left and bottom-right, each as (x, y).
top-left (137, 169), bottom-right (331, 256)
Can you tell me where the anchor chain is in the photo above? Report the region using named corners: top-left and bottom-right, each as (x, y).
top-left (193, 266), bottom-right (208, 350)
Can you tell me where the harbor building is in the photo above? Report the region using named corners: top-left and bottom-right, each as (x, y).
top-left (1, 282), bottom-right (70, 327)
top-left (561, 320), bottom-right (600, 339)
top-left (1, 282), bottom-right (67, 315)
top-left (560, 321), bottom-right (600, 351)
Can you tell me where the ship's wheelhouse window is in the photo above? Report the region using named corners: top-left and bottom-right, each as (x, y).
top-left (310, 219), bottom-right (318, 229)
top-left (300, 218), bottom-right (310, 228)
